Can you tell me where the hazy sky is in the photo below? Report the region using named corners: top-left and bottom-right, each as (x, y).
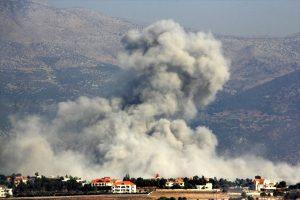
top-left (48, 0), bottom-right (300, 37)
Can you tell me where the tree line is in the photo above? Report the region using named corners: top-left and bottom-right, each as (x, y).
top-left (0, 173), bottom-right (299, 198)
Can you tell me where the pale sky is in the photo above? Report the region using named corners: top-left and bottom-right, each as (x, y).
top-left (49, 0), bottom-right (300, 37)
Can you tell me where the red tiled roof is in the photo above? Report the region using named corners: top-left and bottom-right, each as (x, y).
top-left (14, 176), bottom-right (27, 181)
top-left (175, 178), bottom-right (184, 183)
top-left (254, 179), bottom-right (265, 184)
top-left (91, 177), bottom-right (112, 184)
top-left (114, 181), bottom-right (135, 186)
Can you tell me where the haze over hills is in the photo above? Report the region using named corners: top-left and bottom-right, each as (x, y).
top-left (0, 0), bottom-right (299, 164)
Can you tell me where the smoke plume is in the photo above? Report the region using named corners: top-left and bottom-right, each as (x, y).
top-left (0, 20), bottom-right (299, 182)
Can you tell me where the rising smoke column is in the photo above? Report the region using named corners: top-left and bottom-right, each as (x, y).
top-left (0, 20), bottom-right (299, 182)
top-left (118, 20), bottom-right (230, 119)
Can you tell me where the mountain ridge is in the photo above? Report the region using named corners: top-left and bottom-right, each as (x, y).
top-left (0, 0), bottom-right (299, 163)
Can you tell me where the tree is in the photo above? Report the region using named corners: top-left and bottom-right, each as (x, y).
top-left (193, 176), bottom-right (199, 181)
top-left (260, 192), bottom-right (267, 197)
top-left (241, 192), bottom-right (247, 198)
top-left (0, 174), bottom-right (8, 186)
top-left (158, 178), bottom-right (167, 188)
top-left (171, 184), bottom-right (181, 189)
top-left (247, 196), bottom-right (254, 200)
top-left (123, 174), bottom-right (131, 181)
top-left (276, 181), bottom-right (287, 188)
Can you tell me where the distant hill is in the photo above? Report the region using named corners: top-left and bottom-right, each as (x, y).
top-left (219, 34), bottom-right (300, 95)
top-left (205, 70), bottom-right (300, 163)
top-left (0, 0), bottom-right (135, 132)
top-left (0, 0), bottom-right (136, 64)
top-left (0, 0), bottom-right (299, 163)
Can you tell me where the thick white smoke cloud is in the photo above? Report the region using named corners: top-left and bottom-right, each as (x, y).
top-left (1, 20), bottom-right (299, 183)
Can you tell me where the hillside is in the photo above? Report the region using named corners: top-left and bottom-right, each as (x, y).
top-left (220, 34), bottom-right (300, 94)
top-left (0, 0), bottom-right (136, 64)
top-left (205, 70), bottom-right (300, 163)
top-left (0, 0), bottom-right (299, 163)
top-left (0, 0), bottom-right (135, 133)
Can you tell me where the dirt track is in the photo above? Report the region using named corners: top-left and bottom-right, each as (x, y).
top-left (150, 190), bottom-right (229, 200)
top-left (9, 191), bottom-right (229, 200)
top-left (9, 194), bottom-right (153, 200)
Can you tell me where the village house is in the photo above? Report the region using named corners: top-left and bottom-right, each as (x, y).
top-left (253, 176), bottom-right (277, 194)
top-left (75, 177), bottom-right (87, 185)
top-left (91, 177), bottom-right (114, 187)
top-left (165, 178), bottom-right (185, 188)
top-left (112, 180), bottom-right (136, 193)
top-left (165, 180), bottom-right (174, 187)
top-left (196, 182), bottom-right (213, 191)
top-left (13, 175), bottom-right (28, 186)
top-left (62, 176), bottom-right (70, 182)
top-left (0, 185), bottom-right (13, 198)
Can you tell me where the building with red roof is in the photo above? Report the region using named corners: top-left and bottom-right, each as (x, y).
top-left (13, 175), bottom-right (28, 186)
top-left (112, 180), bottom-right (136, 193)
top-left (253, 176), bottom-right (277, 192)
top-left (91, 177), bottom-right (113, 187)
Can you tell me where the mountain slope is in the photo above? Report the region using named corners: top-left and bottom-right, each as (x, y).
top-left (0, 0), bottom-right (299, 163)
top-left (0, 0), bottom-right (135, 133)
top-left (0, 0), bottom-right (136, 64)
top-left (219, 34), bottom-right (300, 95)
top-left (205, 70), bottom-right (300, 163)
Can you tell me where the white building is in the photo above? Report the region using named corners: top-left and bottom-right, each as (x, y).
top-left (165, 181), bottom-right (174, 187)
top-left (253, 176), bottom-right (277, 196)
top-left (112, 181), bottom-right (136, 193)
top-left (165, 178), bottom-right (185, 188)
top-left (0, 185), bottom-right (13, 198)
top-left (75, 178), bottom-right (87, 186)
top-left (62, 176), bottom-right (70, 182)
top-left (253, 176), bottom-right (276, 192)
top-left (196, 183), bottom-right (213, 191)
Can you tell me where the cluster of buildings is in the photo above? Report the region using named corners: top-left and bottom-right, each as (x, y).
top-left (164, 175), bottom-right (285, 196)
top-left (91, 177), bottom-right (136, 193)
top-left (91, 176), bottom-right (284, 195)
top-left (0, 173), bottom-right (291, 198)
top-left (227, 176), bottom-right (282, 197)
top-left (164, 177), bottom-right (217, 192)
top-left (6, 174), bottom-right (28, 186)
top-left (165, 178), bottom-right (185, 188)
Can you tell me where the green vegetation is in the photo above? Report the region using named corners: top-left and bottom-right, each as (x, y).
top-left (2, 173), bottom-right (299, 198)
top-left (1, 174), bottom-right (100, 197)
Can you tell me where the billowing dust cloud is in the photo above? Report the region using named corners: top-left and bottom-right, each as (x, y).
top-left (1, 20), bottom-right (299, 182)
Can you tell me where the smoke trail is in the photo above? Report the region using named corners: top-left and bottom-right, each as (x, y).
top-left (0, 20), bottom-right (299, 183)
